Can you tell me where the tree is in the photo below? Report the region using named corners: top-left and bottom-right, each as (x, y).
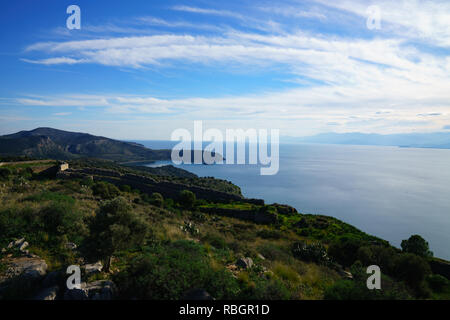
top-left (179, 190), bottom-right (196, 209)
top-left (88, 197), bottom-right (148, 272)
top-left (327, 237), bottom-right (363, 267)
top-left (394, 253), bottom-right (431, 289)
top-left (401, 235), bottom-right (433, 257)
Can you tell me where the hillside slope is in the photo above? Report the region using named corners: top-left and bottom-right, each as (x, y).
top-left (0, 128), bottom-right (171, 162)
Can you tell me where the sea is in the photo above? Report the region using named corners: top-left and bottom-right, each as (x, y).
top-left (135, 141), bottom-right (450, 260)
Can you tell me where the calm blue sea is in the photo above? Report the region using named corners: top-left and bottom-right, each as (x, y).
top-left (136, 141), bottom-right (450, 260)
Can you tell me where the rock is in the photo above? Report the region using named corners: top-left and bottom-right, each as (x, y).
top-left (84, 280), bottom-right (118, 300)
top-left (64, 281), bottom-right (118, 300)
top-left (18, 241), bottom-right (29, 252)
top-left (4, 238), bottom-right (29, 253)
top-left (254, 208), bottom-right (278, 224)
top-left (236, 257), bottom-right (254, 269)
top-left (3, 256), bottom-right (48, 280)
top-left (337, 269), bottom-right (353, 280)
top-left (42, 271), bottom-right (62, 288)
top-left (64, 288), bottom-right (88, 300)
top-left (82, 261), bottom-right (103, 276)
top-left (182, 288), bottom-right (213, 300)
top-left (65, 242), bottom-right (77, 250)
top-left (34, 286), bottom-right (59, 300)
top-left (273, 204), bottom-right (298, 216)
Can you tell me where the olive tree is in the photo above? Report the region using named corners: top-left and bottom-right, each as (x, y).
top-left (89, 197), bottom-right (148, 272)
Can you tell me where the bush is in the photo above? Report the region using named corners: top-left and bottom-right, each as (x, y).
top-left (292, 241), bottom-right (330, 265)
top-left (179, 190), bottom-right (196, 209)
top-left (357, 245), bottom-right (398, 275)
top-left (328, 237), bottom-right (363, 267)
top-left (114, 240), bottom-right (239, 299)
top-left (202, 232), bottom-right (228, 250)
top-left (39, 203), bottom-right (84, 237)
top-left (150, 193), bottom-right (164, 207)
top-left (393, 253), bottom-right (431, 290)
top-left (426, 274), bottom-right (448, 292)
top-left (239, 275), bottom-right (292, 300)
top-left (401, 235), bottom-right (433, 257)
top-left (119, 185), bottom-right (132, 193)
top-left (258, 243), bottom-right (290, 262)
top-left (0, 167), bottom-right (12, 181)
top-left (87, 197), bottom-right (148, 271)
top-left (92, 182), bottom-right (120, 199)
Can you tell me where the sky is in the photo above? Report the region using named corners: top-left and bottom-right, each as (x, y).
top-left (0, 0), bottom-right (450, 139)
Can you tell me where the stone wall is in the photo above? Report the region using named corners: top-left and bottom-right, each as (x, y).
top-left (198, 207), bottom-right (278, 225)
top-left (57, 168), bottom-right (252, 203)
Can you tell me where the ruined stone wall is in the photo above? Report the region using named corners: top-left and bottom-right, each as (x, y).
top-left (57, 168), bottom-right (248, 203)
top-left (198, 207), bottom-right (277, 224)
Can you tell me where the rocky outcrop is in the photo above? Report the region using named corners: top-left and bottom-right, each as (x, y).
top-left (1, 256), bottom-right (48, 280)
top-left (273, 203), bottom-right (298, 216)
top-left (2, 238), bottom-right (29, 254)
top-left (64, 280), bottom-right (118, 300)
top-left (82, 262), bottom-right (103, 277)
top-left (34, 286), bottom-right (59, 300)
top-left (236, 257), bottom-right (254, 269)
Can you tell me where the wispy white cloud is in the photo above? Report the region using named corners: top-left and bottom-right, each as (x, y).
top-left (14, 0), bottom-right (450, 135)
top-left (171, 5), bottom-right (245, 20)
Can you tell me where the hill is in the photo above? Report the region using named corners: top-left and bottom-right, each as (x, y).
top-left (0, 128), bottom-right (171, 162)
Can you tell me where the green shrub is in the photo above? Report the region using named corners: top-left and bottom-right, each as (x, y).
top-left (357, 245), bottom-right (398, 275)
top-left (92, 182), bottom-right (120, 199)
top-left (179, 190), bottom-right (196, 209)
top-left (114, 240), bottom-right (239, 299)
top-left (0, 167), bottom-right (12, 181)
top-left (150, 193), bottom-right (164, 207)
top-left (119, 185), bottom-right (132, 193)
top-left (258, 243), bottom-right (290, 262)
top-left (393, 253), bottom-right (431, 290)
top-left (292, 241), bottom-right (330, 265)
top-left (238, 269), bottom-right (291, 300)
top-left (426, 274), bottom-right (448, 293)
top-left (202, 232), bottom-right (228, 250)
top-left (39, 202), bottom-right (83, 237)
top-left (328, 237), bottom-right (364, 267)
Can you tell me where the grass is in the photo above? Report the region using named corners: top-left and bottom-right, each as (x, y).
top-left (23, 191), bottom-right (75, 205)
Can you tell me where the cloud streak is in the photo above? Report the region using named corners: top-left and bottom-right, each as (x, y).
top-left (14, 0), bottom-right (450, 135)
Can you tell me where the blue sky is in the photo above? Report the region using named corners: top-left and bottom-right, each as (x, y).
top-left (1, 0), bottom-right (450, 139)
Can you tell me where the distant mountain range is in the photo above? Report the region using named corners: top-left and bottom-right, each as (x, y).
top-left (284, 132), bottom-right (450, 149)
top-left (0, 128), bottom-right (171, 162)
